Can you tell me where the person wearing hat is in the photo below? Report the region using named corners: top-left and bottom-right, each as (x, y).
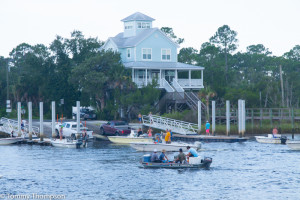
top-left (159, 149), bottom-right (168, 163)
top-left (150, 149), bottom-right (160, 162)
top-left (205, 121), bottom-right (211, 135)
top-left (174, 148), bottom-right (186, 163)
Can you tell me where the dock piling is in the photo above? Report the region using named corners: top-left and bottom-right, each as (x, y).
top-left (226, 100), bottom-right (230, 136)
top-left (76, 101), bottom-right (80, 137)
top-left (212, 101), bottom-right (215, 136)
top-left (18, 102), bottom-right (21, 136)
top-left (52, 101), bottom-right (56, 138)
top-left (198, 100), bottom-right (201, 133)
top-left (28, 102), bottom-right (32, 140)
top-left (40, 102), bottom-right (44, 141)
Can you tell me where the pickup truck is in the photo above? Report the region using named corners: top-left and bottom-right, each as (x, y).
top-left (55, 122), bottom-right (93, 139)
top-left (100, 121), bottom-right (131, 136)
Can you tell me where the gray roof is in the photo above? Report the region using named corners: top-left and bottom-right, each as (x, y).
top-left (121, 12), bottom-right (155, 22)
top-left (123, 61), bottom-right (204, 70)
top-left (110, 28), bottom-right (158, 48)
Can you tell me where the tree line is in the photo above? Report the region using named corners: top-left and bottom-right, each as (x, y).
top-left (0, 26), bottom-right (299, 120)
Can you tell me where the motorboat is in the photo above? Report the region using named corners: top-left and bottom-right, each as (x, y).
top-left (140, 155), bottom-right (212, 169)
top-left (255, 134), bottom-right (287, 144)
top-left (0, 137), bottom-right (22, 145)
top-left (51, 138), bottom-right (84, 148)
top-left (108, 131), bottom-right (153, 144)
top-left (286, 140), bottom-right (300, 150)
top-left (130, 141), bottom-right (201, 152)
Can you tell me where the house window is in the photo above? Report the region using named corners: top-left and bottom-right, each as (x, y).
top-left (127, 48), bottom-right (131, 58)
top-left (124, 22), bottom-right (133, 30)
top-left (162, 49), bottom-right (171, 61)
top-left (137, 22), bottom-right (150, 29)
top-left (142, 48), bottom-right (152, 60)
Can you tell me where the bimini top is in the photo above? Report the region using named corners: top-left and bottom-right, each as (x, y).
top-left (121, 12), bottom-right (155, 22)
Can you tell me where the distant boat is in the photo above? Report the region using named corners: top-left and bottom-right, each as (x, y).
top-left (130, 141), bottom-right (201, 152)
top-left (286, 140), bottom-right (300, 150)
top-left (255, 134), bottom-right (287, 144)
top-left (0, 137), bottom-right (22, 145)
top-left (108, 136), bottom-right (153, 144)
top-left (51, 138), bottom-right (84, 148)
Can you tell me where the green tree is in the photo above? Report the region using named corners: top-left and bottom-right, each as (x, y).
top-left (160, 27), bottom-right (184, 45)
top-left (178, 47), bottom-right (198, 64)
top-left (210, 25), bottom-right (238, 83)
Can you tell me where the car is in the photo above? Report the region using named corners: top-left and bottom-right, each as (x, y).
top-left (83, 110), bottom-right (97, 120)
top-left (100, 121), bottom-right (131, 136)
top-left (55, 122), bottom-right (93, 139)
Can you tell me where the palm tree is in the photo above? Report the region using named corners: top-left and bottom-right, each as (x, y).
top-left (198, 86), bottom-right (216, 121)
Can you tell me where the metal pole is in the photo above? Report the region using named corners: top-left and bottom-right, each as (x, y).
top-left (18, 102), bottom-right (21, 136)
top-left (198, 100), bottom-right (201, 133)
top-left (40, 102), bottom-right (44, 141)
top-left (226, 100), bottom-right (230, 136)
top-left (52, 101), bottom-right (56, 138)
top-left (76, 101), bottom-right (80, 134)
top-left (212, 101), bottom-right (215, 136)
top-left (238, 100), bottom-right (241, 137)
top-left (28, 102), bottom-right (32, 140)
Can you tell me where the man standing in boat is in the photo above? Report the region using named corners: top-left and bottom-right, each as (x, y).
top-left (165, 130), bottom-right (171, 144)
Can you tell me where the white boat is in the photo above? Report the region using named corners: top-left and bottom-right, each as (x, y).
top-left (255, 134), bottom-right (287, 144)
top-left (108, 135), bottom-right (153, 144)
top-left (286, 141), bottom-right (300, 150)
top-left (51, 138), bottom-right (84, 148)
top-left (130, 141), bottom-right (201, 152)
top-left (0, 137), bottom-right (22, 145)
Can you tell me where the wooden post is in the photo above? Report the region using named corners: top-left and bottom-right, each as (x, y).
top-left (226, 100), bottom-right (230, 136)
top-left (28, 102), bottom-right (32, 140)
top-left (40, 102), bottom-right (44, 141)
top-left (241, 100), bottom-right (245, 137)
top-left (238, 100), bottom-right (242, 137)
top-left (145, 69), bottom-right (148, 86)
top-left (212, 101), bottom-right (215, 136)
top-left (198, 101), bottom-right (201, 133)
top-left (52, 101), bottom-right (56, 138)
top-left (17, 102), bottom-right (21, 136)
top-left (251, 109), bottom-right (254, 134)
top-left (269, 108), bottom-right (273, 128)
top-left (76, 101), bottom-right (80, 135)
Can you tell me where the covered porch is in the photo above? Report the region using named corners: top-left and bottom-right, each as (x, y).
top-left (124, 61), bottom-right (204, 90)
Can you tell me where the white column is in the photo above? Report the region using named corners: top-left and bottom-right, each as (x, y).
top-left (76, 101), bottom-right (80, 134)
top-left (198, 101), bottom-right (201, 133)
top-left (160, 69), bottom-right (162, 87)
top-left (189, 70), bottom-right (191, 87)
top-left (212, 101), bottom-right (215, 135)
top-left (145, 69), bottom-right (148, 86)
top-left (28, 102), bottom-right (32, 140)
top-left (201, 70), bottom-right (204, 87)
top-left (52, 101), bottom-right (56, 138)
top-left (242, 100), bottom-right (246, 137)
top-left (40, 102), bottom-right (44, 141)
top-left (175, 69), bottom-right (178, 81)
top-left (238, 99), bottom-right (242, 137)
top-left (18, 102), bottom-right (21, 136)
top-left (132, 68), bottom-right (134, 82)
top-left (226, 100), bottom-right (230, 136)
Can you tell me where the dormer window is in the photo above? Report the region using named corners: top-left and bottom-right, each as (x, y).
top-left (138, 22), bottom-right (150, 29)
top-left (124, 22), bottom-right (133, 30)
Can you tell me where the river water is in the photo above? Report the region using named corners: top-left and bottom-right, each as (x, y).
top-left (0, 136), bottom-right (299, 200)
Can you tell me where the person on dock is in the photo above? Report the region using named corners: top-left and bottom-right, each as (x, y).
top-left (137, 128), bottom-right (143, 137)
top-left (147, 127), bottom-right (153, 137)
top-left (205, 121), bottom-right (211, 135)
top-left (272, 127), bottom-right (278, 137)
top-left (150, 149), bottom-right (160, 163)
top-left (159, 149), bottom-right (168, 163)
top-left (59, 125), bottom-right (63, 140)
top-left (138, 113), bottom-right (142, 124)
top-left (186, 146), bottom-right (198, 157)
top-left (174, 148), bottom-right (186, 164)
top-left (148, 112), bottom-right (153, 124)
top-left (165, 129), bottom-right (171, 144)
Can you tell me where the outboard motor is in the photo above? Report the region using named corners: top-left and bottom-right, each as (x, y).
top-left (280, 136), bottom-right (287, 144)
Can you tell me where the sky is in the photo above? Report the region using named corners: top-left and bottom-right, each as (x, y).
top-left (0, 0), bottom-right (300, 57)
